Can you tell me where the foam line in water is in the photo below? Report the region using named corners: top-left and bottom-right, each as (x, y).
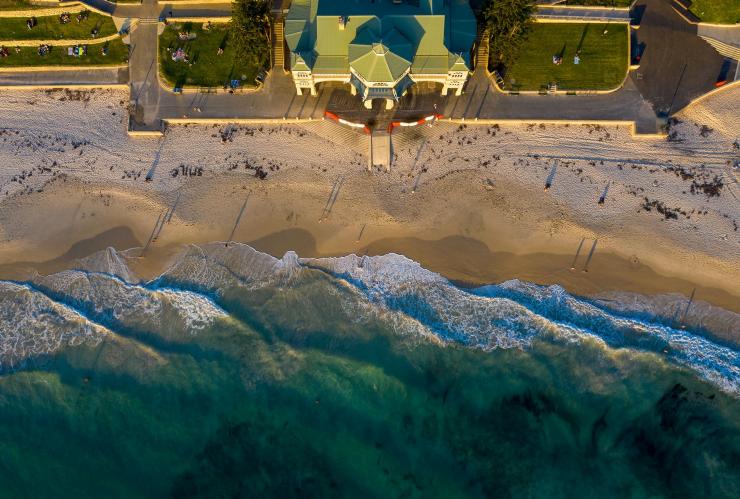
top-left (300, 253), bottom-right (740, 395)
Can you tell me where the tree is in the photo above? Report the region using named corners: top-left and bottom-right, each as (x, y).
top-left (231, 0), bottom-right (271, 70)
top-left (481, 0), bottom-right (535, 69)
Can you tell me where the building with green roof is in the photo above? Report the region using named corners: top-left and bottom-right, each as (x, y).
top-left (285, 0), bottom-right (477, 109)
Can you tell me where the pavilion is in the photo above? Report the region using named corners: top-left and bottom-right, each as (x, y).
top-left (284, 0), bottom-right (477, 109)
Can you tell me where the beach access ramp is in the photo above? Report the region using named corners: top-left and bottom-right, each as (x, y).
top-left (370, 131), bottom-right (391, 170)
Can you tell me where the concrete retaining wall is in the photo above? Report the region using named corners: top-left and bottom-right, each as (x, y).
top-left (0, 63), bottom-right (127, 73)
top-left (445, 117), bottom-right (665, 139)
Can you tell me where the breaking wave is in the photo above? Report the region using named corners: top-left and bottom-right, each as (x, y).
top-left (0, 243), bottom-right (738, 394)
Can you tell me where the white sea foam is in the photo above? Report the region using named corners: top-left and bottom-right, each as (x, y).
top-left (2, 245), bottom-right (738, 394)
top-left (0, 281), bottom-right (109, 371)
top-left (31, 269), bottom-right (227, 334)
top-left (301, 252), bottom-right (740, 394)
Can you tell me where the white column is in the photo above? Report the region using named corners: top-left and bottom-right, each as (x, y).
top-left (385, 98), bottom-right (394, 110)
top-left (350, 84), bottom-right (356, 96)
top-left (363, 99), bottom-right (373, 109)
top-left (310, 83), bottom-right (317, 96)
top-left (441, 83), bottom-right (449, 96)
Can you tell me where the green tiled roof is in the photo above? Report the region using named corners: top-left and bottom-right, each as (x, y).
top-left (285, 0), bottom-right (476, 78)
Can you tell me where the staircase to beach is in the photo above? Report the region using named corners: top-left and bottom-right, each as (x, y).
top-left (300, 120), bottom-right (369, 155)
top-left (474, 27), bottom-right (490, 72)
top-left (700, 36), bottom-right (740, 61)
top-left (272, 17), bottom-right (285, 71)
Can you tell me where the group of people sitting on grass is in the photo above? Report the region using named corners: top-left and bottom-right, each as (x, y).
top-left (0, 43), bottom-right (107, 59)
top-left (0, 46), bottom-right (22, 58)
top-left (552, 50), bottom-right (582, 66)
top-left (170, 47), bottom-right (189, 63)
top-left (58, 11), bottom-right (90, 25)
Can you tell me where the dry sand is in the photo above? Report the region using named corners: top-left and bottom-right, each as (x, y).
top-left (0, 87), bottom-right (738, 318)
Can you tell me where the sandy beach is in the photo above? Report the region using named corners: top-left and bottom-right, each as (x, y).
top-left (0, 87), bottom-right (738, 334)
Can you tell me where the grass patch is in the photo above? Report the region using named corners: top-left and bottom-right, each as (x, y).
top-left (0, 12), bottom-right (117, 41)
top-left (159, 22), bottom-right (260, 89)
top-left (0, 0), bottom-right (39, 11)
top-left (503, 22), bottom-right (628, 92)
top-left (689, 0), bottom-right (740, 24)
top-left (0, 37), bottom-right (128, 67)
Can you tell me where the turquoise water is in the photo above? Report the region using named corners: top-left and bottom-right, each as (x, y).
top-left (0, 244), bottom-right (738, 498)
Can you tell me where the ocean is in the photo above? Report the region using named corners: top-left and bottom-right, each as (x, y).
top-left (0, 243), bottom-right (738, 498)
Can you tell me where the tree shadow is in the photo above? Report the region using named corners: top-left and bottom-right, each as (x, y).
top-left (576, 24), bottom-right (589, 53)
top-left (557, 43), bottom-right (567, 59)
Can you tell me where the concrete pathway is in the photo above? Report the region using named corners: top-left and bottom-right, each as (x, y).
top-left (128, 16), bottom-right (161, 129)
top-left (698, 24), bottom-right (740, 47)
top-left (536, 6), bottom-right (631, 22)
top-left (631, 0), bottom-right (725, 116)
top-left (443, 72), bottom-right (658, 132)
top-left (77, 0), bottom-right (232, 19)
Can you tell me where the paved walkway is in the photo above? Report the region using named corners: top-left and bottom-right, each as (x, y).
top-left (535, 6), bottom-right (631, 22)
top-left (78, 0), bottom-right (232, 19)
top-left (129, 16), bottom-right (161, 129)
top-left (631, 0), bottom-right (725, 116)
top-left (447, 72), bottom-right (658, 132)
top-left (698, 24), bottom-right (740, 47)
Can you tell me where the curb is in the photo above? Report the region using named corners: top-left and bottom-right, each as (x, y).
top-left (0, 63), bottom-right (127, 73)
top-left (156, 21), bottom-right (260, 95)
top-left (679, 79), bottom-right (740, 110)
top-left (0, 83), bottom-right (127, 89)
top-left (164, 117), bottom-right (320, 125)
top-left (491, 22), bottom-right (631, 95)
top-left (445, 117), bottom-right (665, 139)
top-left (166, 17), bottom-right (230, 23)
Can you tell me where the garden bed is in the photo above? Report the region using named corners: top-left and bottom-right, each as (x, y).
top-left (0, 11), bottom-right (117, 41)
top-left (159, 22), bottom-right (260, 89)
top-left (0, 37), bottom-right (128, 67)
top-left (502, 22), bottom-right (629, 92)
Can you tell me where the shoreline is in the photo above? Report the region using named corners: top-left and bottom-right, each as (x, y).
top-left (1, 88), bottom-right (738, 343)
top-left (0, 193), bottom-right (737, 314)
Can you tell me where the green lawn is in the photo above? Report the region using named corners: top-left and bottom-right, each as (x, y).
top-left (689, 0), bottom-right (740, 24)
top-left (503, 23), bottom-right (628, 92)
top-left (159, 22), bottom-right (260, 89)
top-left (0, 12), bottom-right (117, 41)
top-left (0, 0), bottom-right (38, 10)
top-left (0, 38), bottom-right (128, 66)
